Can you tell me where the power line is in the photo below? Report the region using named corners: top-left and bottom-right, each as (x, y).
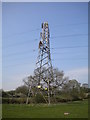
top-left (3, 49), bottom-right (36, 57)
top-left (52, 58), bottom-right (88, 61)
top-left (3, 38), bottom-right (38, 49)
top-left (3, 61), bottom-right (35, 68)
top-left (3, 33), bottom-right (88, 49)
top-left (3, 28), bottom-right (40, 39)
top-left (3, 22), bottom-right (88, 39)
top-left (3, 57), bottom-right (88, 68)
top-left (51, 33), bottom-right (88, 39)
top-left (51, 45), bottom-right (88, 50)
top-left (3, 45), bottom-right (88, 58)
top-left (51, 22), bottom-right (88, 28)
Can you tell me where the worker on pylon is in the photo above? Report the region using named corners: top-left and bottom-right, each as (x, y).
top-left (39, 41), bottom-right (43, 48)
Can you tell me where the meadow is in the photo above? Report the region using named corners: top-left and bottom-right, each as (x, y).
top-left (2, 100), bottom-right (88, 118)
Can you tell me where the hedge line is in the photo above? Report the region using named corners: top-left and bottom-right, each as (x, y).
top-left (2, 98), bottom-right (30, 104)
top-left (2, 93), bottom-right (88, 104)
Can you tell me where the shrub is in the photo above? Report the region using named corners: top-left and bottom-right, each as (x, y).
top-left (54, 94), bottom-right (73, 103)
top-left (34, 93), bottom-right (46, 103)
top-left (2, 97), bottom-right (36, 104)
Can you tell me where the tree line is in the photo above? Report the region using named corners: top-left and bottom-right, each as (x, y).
top-left (1, 67), bottom-right (89, 104)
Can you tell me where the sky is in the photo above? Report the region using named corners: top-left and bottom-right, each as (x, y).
top-left (1, 0), bottom-right (90, 2)
top-left (2, 2), bottom-right (88, 90)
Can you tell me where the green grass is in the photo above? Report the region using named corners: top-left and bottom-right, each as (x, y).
top-left (2, 100), bottom-right (88, 118)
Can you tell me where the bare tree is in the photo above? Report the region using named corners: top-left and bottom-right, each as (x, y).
top-left (23, 67), bottom-right (69, 104)
top-left (52, 68), bottom-right (69, 90)
top-left (23, 75), bottom-right (36, 104)
top-left (62, 79), bottom-right (81, 93)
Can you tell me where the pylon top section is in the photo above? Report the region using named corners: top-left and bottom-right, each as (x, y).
top-left (39, 22), bottom-right (50, 49)
top-left (42, 22), bottom-right (49, 29)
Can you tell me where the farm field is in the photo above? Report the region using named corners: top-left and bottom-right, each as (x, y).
top-left (2, 100), bottom-right (88, 118)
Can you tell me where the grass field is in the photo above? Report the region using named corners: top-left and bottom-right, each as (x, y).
top-left (2, 100), bottom-right (88, 118)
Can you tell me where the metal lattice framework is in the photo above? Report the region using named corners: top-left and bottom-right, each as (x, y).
top-left (34, 22), bottom-right (53, 104)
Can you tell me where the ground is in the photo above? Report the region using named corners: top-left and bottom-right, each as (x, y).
top-left (2, 100), bottom-right (88, 118)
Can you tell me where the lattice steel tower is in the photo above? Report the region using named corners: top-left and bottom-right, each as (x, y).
top-left (35, 22), bottom-right (53, 104)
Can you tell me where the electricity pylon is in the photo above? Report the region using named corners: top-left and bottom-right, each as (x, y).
top-left (34, 22), bottom-right (53, 105)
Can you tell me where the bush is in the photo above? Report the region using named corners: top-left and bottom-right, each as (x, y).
top-left (34, 93), bottom-right (46, 103)
top-left (2, 97), bottom-right (38, 104)
top-left (54, 94), bottom-right (73, 103)
top-left (2, 98), bottom-right (26, 104)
